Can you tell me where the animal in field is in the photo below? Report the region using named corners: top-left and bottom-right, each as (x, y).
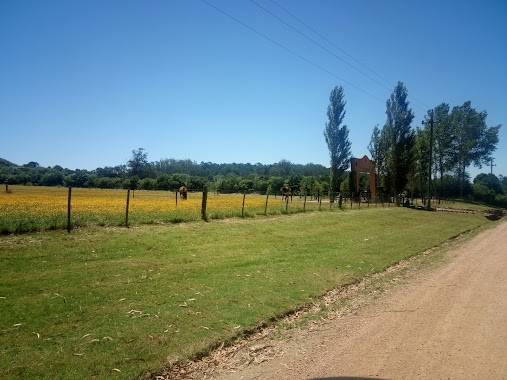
top-left (178, 186), bottom-right (188, 200)
top-left (281, 184), bottom-right (302, 201)
top-left (280, 186), bottom-right (292, 201)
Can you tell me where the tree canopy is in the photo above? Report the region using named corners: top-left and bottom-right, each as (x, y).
top-left (449, 101), bottom-right (501, 197)
top-left (323, 85), bottom-right (352, 198)
top-left (384, 81), bottom-right (415, 202)
top-left (0, 156), bottom-right (331, 195)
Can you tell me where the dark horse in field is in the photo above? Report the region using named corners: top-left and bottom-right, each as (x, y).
top-left (178, 186), bottom-right (188, 200)
top-left (281, 184), bottom-right (301, 201)
top-left (281, 186), bottom-right (292, 201)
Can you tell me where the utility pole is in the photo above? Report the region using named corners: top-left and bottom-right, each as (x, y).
top-left (490, 158), bottom-right (496, 205)
top-left (422, 110), bottom-right (437, 210)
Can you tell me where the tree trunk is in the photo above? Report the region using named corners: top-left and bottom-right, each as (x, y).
top-left (459, 163), bottom-right (465, 199)
top-left (439, 168), bottom-right (443, 204)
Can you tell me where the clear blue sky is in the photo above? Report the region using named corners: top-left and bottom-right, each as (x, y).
top-left (1, 0), bottom-right (506, 179)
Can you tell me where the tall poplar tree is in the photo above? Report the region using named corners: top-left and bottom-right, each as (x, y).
top-left (411, 126), bottom-right (430, 198)
top-left (368, 124), bottom-right (389, 190)
top-left (384, 82), bottom-right (415, 204)
top-left (431, 103), bottom-right (453, 200)
top-left (323, 86), bottom-right (352, 201)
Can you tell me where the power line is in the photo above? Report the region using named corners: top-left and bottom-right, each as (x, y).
top-left (249, 0), bottom-right (393, 93)
top-left (269, 0), bottom-right (394, 89)
top-left (198, 0), bottom-right (385, 103)
top-left (199, 0), bottom-right (431, 113)
top-left (268, 0), bottom-right (430, 112)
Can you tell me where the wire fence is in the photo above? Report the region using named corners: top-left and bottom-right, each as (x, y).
top-left (1, 185), bottom-right (460, 234)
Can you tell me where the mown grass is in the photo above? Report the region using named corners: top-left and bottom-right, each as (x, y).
top-left (0, 207), bottom-right (492, 379)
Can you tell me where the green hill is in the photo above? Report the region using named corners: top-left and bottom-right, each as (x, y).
top-left (0, 157), bottom-right (17, 167)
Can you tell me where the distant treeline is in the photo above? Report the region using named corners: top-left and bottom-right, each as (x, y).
top-left (1, 155), bottom-right (506, 207)
top-left (0, 156), bottom-right (331, 194)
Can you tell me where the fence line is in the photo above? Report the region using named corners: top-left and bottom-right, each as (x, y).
top-left (201, 186), bottom-right (208, 221)
top-left (125, 189), bottom-right (131, 227)
top-left (2, 185), bottom-right (463, 234)
top-left (67, 186), bottom-right (72, 233)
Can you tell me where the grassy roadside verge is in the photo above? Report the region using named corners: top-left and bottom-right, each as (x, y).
top-left (0, 207), bottom-right (491, 379)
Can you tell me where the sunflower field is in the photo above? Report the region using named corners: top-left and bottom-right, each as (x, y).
top-left (0, 185), bottom-right (324, 233)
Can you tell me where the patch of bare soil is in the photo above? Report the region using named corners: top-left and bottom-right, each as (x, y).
top-left (148, 221), bottom-right (507, 380)
top-left (435, 206), bottom-right (507, 221)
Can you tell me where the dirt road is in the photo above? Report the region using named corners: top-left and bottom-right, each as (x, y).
top-left (158, 221), bottom-right (507, 380)
top-left (195, 221), bottom-right (506, 380)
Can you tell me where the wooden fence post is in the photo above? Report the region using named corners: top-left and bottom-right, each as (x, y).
top-left (67, 186), bottom-right (72, 233)
top-left (201, 186), bottom-right (208, 221)
top-left (241, 192), bottom-right (246, 217)
top-left (5, 184), bottom-right (8, 193)
top-left (175, 191), bottom-right (178, 208)
top-left (303, 193), bottom-right (307, 212)
top-left (264, 193), bottom-right (269, 215)
top-left (125, 189), bottom-right (130, 227)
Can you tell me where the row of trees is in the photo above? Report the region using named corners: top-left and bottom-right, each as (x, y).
top-left (323, 82), bottom-right (501, 206)
top-left (2, 154), bottom-right (505, 206)
top-left (0, 157), bottom-right (331, 194)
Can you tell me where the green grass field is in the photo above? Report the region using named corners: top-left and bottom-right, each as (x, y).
top-left (0, 207), bottom-right (493, 379)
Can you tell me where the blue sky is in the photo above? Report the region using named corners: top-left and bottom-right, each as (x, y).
top-left (1, 0), bottom-right (506, 179)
